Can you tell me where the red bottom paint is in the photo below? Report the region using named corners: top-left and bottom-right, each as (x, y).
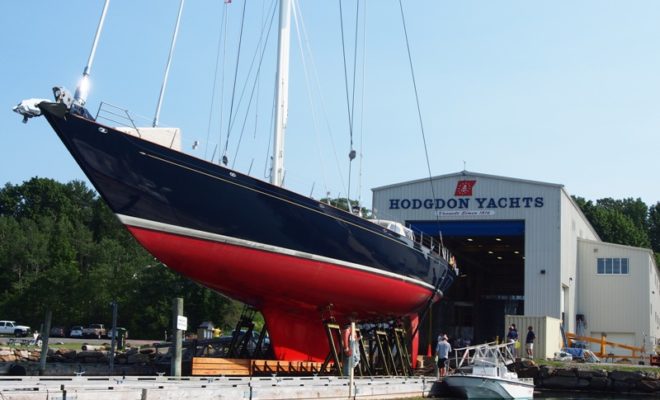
top-left (127, 225), bottom-right (438, 361)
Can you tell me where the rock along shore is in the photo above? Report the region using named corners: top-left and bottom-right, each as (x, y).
top-left (515, 360), bottom-right (660, 395)
top-left (0, 345), bottom-right (162, 376)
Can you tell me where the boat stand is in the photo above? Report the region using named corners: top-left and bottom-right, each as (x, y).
top-left (252, 325), bottom-right (270, 359)
top-left (318, 320), bottom-right (374, 377)
top-left (364, 323), bottom-right (412, 377)
top-left (392, 325), bottom-right (412, 376)
top-left (227, 305), bottom-right (271, 358)
top-left (317, 319), bottom-right (412, 377)
top-left (319, 320), bottom-right (344, 376)
top-left (355, 328), bottom-right (373, 376)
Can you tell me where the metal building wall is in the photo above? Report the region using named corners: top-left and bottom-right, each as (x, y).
top-left (371, 171), bottom-right (568, 321)
top-left (370, 171), bottom-right (660, 356)
top-left (577, 239), bottom-right (660, 352)
top-left (505, 315), bottom-right (563, 360)
top-left (558, 191), bottom-right (600, 333)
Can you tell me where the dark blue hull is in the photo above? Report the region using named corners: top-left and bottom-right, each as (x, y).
top-left (38, 101), bottom-right (456, 361)
top-left (39, 102), bottom-right (453, 293)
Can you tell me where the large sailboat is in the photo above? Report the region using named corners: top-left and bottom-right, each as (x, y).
top-left (16, 0), bottom-right (456, 362)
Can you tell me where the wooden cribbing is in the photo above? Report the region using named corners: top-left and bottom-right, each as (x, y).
top-left (192, 357), bottom-right (335, 376)
top-left (192, 357), bottom-right (251, 376)
top-left (251, 359), bottom-right (333, 375)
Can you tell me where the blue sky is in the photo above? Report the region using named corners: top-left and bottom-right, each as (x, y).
top-left (2, 1), bottom-right (659, 208)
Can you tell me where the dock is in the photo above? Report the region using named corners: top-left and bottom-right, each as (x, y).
top-left (0, 375), bottom-right (438, 399)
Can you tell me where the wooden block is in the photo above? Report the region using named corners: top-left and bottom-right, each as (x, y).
top-left (192, 357), bottom-right (251, 376)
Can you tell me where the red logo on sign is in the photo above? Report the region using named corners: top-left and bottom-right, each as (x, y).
top-left (455, 180), bottom-right (476, 196)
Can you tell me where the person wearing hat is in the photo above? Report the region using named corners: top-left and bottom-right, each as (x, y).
top-left (435, 334), bottom-right (452, 378)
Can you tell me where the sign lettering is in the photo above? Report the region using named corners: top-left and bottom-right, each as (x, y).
top-left (389, 196), bottom-right (544, 210)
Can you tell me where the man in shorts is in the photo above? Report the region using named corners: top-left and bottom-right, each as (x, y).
top-left (435, 334), bottom-right (451, 378)
top-left (525, 326), bottom-right (536, 358)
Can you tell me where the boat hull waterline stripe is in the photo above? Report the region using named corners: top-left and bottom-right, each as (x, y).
top-left (117, 213), bottom-right (438, 292)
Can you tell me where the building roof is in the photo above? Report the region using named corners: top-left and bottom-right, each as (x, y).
top-left (371, 170), bottom-right (564, 192)
top-left (578, 238), bottom-right (657, 260)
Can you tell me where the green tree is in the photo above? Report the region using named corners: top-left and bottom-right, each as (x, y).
top-left (649, 202), bottom-right (660, 265)
top-left (595, 198), bottom-right (649, 233)
top-left (573, 196), bottom-right (652, 249)
top-left (0, 178), bottom-right (244, 338)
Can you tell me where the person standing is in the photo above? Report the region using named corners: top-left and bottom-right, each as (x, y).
top-left (525, 326), bottom-right (536, 358)
top-left (435, 334), bottom-right (452, 378)
top-left (506, 324), bottom-right (519, 357)
top-left (341, 324), bottom-right (360, 376)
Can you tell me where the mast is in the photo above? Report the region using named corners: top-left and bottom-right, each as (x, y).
top-left (271, 0), bottom-right (292, 187)
top-left (73, 0), bottom-right (111, 106)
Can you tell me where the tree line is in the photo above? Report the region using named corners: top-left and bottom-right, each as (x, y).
top-left (573, 196), bottom-right (660, 265)
top-left (0, 178), bottom-right (245, 339)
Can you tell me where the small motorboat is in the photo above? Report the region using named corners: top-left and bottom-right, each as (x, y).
top-left (443, 342), bottom-right (534, 399)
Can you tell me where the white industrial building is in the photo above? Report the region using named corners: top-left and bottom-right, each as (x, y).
top-left (577, 239), bottom-right (660, 354)
top-left (372, 171), bottom-right (660, 355)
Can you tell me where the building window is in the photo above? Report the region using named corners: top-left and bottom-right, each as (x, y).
top-left (596, 258), bottom-right (629, 275)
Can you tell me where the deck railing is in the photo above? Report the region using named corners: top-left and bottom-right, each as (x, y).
top-left (95, 102), bottom-right (144, 138)
top-left (452, 342), bottom-right (513, 370)
top-left (411, 227), bottom-right (458, 272)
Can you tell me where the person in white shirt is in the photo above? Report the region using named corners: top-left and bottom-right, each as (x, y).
top-left (435, 334), bottom-right (452, 378)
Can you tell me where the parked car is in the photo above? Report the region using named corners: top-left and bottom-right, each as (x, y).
top-left (0, 320), bottom-right (31, 337)
top-left (221, 329), bottom-right (270, 354)
top-left (69, 326), bottom-right (84, 338)
top-left (83, 324), bottom-right (107, 339)
top-left (49, 326), bottom-right (67, 338)
top-left (106, 327), bottom-right (128, 339)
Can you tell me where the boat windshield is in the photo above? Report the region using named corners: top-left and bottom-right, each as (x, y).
top-left (473, 356), bottom-right (499, 367)
top-left (372, 220), bottom-right (415, 241)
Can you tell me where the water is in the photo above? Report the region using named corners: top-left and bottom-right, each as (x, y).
top-left (424, 393), bottom-right (652, 400)
top-left (536, 393), bottom-right (653, 399)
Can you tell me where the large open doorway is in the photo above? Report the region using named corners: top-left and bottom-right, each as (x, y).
top-left (410, 220), bottom-right (525, 349)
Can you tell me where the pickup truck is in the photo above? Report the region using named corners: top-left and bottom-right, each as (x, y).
top-left (0, 320), bottom-right (31, 337)
top-left (83, 324), bottom-right (107, 339)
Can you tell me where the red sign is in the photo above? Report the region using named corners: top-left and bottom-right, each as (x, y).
top-left (454, 180), bottom-right (477, 196)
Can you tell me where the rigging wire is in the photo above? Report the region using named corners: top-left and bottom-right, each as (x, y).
top-left (210, 5), bottom-right (232, 164)
top-left (398, 0), bottom-right (451, 346)
top-left (231, 0), bottom-right (279, 168)
top-left (222, 0), bottom-right (248, 166)
top-left (153, 0), bottom-right (185, 128)
top-left (338, 0), bottom-right (360, 212)
top-left (216, 5), bottom-right (230, 163)
top-left (227, 0), bottom-right (277, 138)
top-left (253, 0), bottom-right (267, 143)
top-left (397, 0), bottom-right (439, 216)
top-left (263, 85), bottom-right (276, 180)
top-left (204, 2), bottom-right (229, 160)
top-left (357, 0), bottom-right (367, 213)
top-left (349, 0), bottom-right (360, 144)
top-left (292, 0), bottom-right (348, 198)
top-left (349, 0), bottom-right (361, 213)
top-left (262, 1), bottom-right (280, 183)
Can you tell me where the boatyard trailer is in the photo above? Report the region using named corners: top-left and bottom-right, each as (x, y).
top-left (372, 171), bottom-right (660, 357)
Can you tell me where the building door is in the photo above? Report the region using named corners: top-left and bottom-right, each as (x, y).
top-left (561, 284), bottom-right (568, 328)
